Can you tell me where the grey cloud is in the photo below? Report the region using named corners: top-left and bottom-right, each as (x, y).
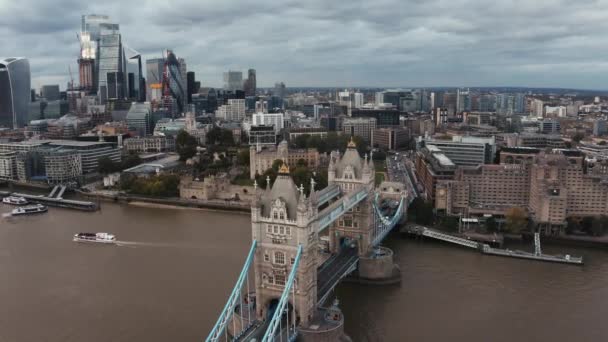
top-left (2, 0), bottom-right (608, 89)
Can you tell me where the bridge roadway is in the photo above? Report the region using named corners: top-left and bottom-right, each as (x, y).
top-left (316, 247), bottom-right (359, 305)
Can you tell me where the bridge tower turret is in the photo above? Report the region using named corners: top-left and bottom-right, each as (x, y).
top-left (327, 139), bottom-right (376, 256)
top-left (251, 164), bottom-right (319, 327)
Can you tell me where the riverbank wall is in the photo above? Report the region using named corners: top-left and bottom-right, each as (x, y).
top-left (78, 191), bottom-right (252, 213)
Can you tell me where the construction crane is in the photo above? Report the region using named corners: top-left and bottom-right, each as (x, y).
top-left (68, 65), bottom-right (74, 91)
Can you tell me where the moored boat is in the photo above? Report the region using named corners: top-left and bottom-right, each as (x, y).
top-left (2, 196), bottom-right (28, 205)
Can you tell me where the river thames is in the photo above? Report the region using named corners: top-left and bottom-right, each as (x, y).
top-left (1, 202), bottom-right (607, 342)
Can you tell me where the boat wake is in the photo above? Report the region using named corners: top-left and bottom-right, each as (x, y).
top-left (114, 241), bottom-right (203, 249)
top-left (1, 213), bottom-right (12, 218)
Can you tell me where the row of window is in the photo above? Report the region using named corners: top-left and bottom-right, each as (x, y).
top-left (263, 251), bottom-right (296, 265)
top-left (265, 274), bottom-right (286, 286)
top-left (267, 224), bottom-right (292, 236)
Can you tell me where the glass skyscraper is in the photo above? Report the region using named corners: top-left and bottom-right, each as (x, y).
top-left (162, 51), bottom-right (186, 116)
top-left (0, 57), bottom-right (31, 128)
top-left (80, 14), bottom-right (126, 102)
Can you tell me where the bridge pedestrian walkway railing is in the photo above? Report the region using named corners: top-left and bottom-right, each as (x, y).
top-left (316, 186), bottom-right (368, 233)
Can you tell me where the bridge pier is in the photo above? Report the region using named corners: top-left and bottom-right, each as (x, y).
top-left (349, 246), bottom-right (401, 285)
top-left (297, 302), bottom-right (352, 342)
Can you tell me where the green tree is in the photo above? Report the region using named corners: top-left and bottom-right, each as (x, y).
top-left (590, 215), bottom-right (608, 236)
top-left (372, 150), bottom-right (387, 161)
top-left (98, 156), bottom-right (118, 174)
top-left (441, 216), bottom-right (459, 232)
top-left (207, 127), bottom-right (235, 146)
top-left (272, 159), bottom-right (284, 172)
top-left (408, 198), bottom-right (434, 225)
top-left (572, 133), bottom-right (585, 143)
top-left (121, 174), bottom-right (180, 197)
top-left (293, 134), bottom-right (310, 148)
top-left (505, 207), bottom-right (527, 233)
top-left (176, 130), bottom-right (198, 161)
top-left (237, 149), bottom-right (250, 166)
top-left (485, 216), bottom-right (498, 233)
top-left (121, 152), bottom-right (142, 170)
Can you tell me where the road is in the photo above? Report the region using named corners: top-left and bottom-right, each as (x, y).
top-left (316, 247), bottom-right (358, 304)
top-left (386, 152), bottom-right (419, 199)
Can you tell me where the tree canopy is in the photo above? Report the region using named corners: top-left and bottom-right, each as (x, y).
top-left (207, 127), bottom-right (235, 146)
top-left (505, 207), bottom-right (527, 233)
top-left (176, 130), bottom-right (198, 161)
top-left (291, 132), bottom-right (369, 155)
top-left (407, 197), bottom-right (434, 225)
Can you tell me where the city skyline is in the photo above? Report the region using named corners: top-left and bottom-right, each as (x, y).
top-left (3, 0), bottom-right (608, 90)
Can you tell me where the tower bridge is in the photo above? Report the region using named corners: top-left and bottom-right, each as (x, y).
top-left (206, 141), bottom-right (408, 342)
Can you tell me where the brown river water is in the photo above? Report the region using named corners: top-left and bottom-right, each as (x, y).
top-left (0, 201), bottom-right (607, 342)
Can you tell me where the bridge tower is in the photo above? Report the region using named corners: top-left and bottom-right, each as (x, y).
top-left (327, 139), bottom-right (376, 256)
top-left (251, 164), bottom-right (318, 326)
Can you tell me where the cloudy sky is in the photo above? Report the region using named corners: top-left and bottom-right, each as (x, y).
top-left (2, 0), bottom-right (608, 90)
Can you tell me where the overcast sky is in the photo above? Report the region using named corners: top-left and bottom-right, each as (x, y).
top-left (2, 0), bottom-right (608, 90)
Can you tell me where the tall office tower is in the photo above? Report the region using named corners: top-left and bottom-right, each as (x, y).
top-left (0, 57), bottom-right (31, 128)
top-left (41, 85), bottom-right (60, 101)
top-left (443, 92), bottom-right (457, 115)
top-left (178, 58), bottom-right (187, 110)
top-left (514, 93), bottom-right (526, 114)
top-left (106, 72), bottom-right (125, 100)
top-left (430, 92), bottom-right (436, 110)
top-left (162, 50), bottom-right (186, 116)
top-left (146, 58), bottom-right (164, 102)
top-left (223, 71), bottom-right (243, 92)
top-left (186, 71), bottom-right (195, 104)
top-left (354, 92), bottom-right (364, 108)
top-left (127, 72), bottom-right (136, 99)
top-left (97, 30), bottom-right (126, 103)
top-left (274, 82), bottom-right (286, 99)
top-left (80, 15), bottom-right (120, 95)
top-left (456, 88), bottom-right (470, 113)
top-left (243, 69), bottom-right (256, 96)
top-left (479, 94), bottom-right (496, 112)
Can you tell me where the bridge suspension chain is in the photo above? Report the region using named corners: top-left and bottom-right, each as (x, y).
top-left (206, 240), bottom-right (257, 342)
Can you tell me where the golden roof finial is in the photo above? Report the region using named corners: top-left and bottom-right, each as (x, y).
top-left (347, 137), bottom-right (356, 148)
top-left (279, 163), bottom-right (290, 174)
